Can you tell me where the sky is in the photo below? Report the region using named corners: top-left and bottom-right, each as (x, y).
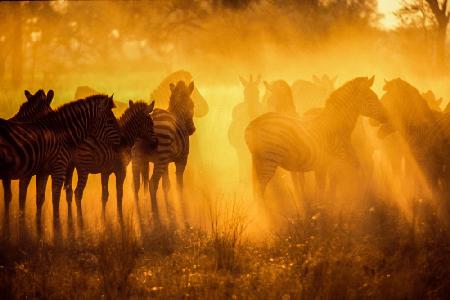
top-left (378, 0), bottom-right (402, 29)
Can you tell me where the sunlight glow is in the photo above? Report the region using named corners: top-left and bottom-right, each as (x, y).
top-left (378, 0), bottom-right (402, 29)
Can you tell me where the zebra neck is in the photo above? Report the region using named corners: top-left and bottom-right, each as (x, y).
top-left (315, 106), bottom-right (359, 136)
top-left (37, 111), bottom-right (89, 146)
top-left (119, 124), bottom-right (137, 147)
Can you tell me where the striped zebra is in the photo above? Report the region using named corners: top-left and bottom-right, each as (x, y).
top-left (132, 81), bottom-right (195, 222)
top-left (0, 95), bottom-right (120, 227)
top-left (245, 76), bottom-right (388, 202)
top-left (64, 100), bottom-right (156, 222)
top-left (150, 70), bottom-right (208, 117)
top-left (377, 78), bottom-right (450, 196)
top-left (2, 89), bottom-right (54, 218)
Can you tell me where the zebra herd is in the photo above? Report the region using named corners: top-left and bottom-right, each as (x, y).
top-left (230, 75), bottom-right (450, 217)
top-left (0, 79), bottom-right (197, 233)
top-left (3, 72), bottom-right (450, 235)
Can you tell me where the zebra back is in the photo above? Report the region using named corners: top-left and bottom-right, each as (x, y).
top-left (36, 94), bottom-right (121, 147)
top-left (0, 95), bottom-right (120, 178)
top-left (9, 90), bottom-right (54, 122)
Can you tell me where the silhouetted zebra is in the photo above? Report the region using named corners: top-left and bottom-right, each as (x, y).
top-left (378, 78), bottom-right (450, 197)
top-left (133, 81), bottom-right (196, 222)
top-left (64, 100), bottom-right (156, 222)
top-left (263, 79), bottom-right (298, 117)
top-left (2, 90), bottom-right (54, 218)
top-left (291, 74), bottom-right (336, 115)
top-left (245, 77), bottom-right (387, 203)
top-left (0, 95), bottom-right (120, 227)
top-left (150, 70), bottom-right (208, 117)
top-left (228, 75), bottom-right (264, 183)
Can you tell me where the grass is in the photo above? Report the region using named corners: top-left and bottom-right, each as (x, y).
top-left (1, 192), bottom-right (450, 299)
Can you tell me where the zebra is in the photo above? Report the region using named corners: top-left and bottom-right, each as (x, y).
top-left (2, 89), bottom-right (54, 218)
top-left (74, 86), bottom-right (128, 115)
top-left (291, 74), bottom-right (337, 115)
top-left (64, 100), bottom-right (157, 222)
top-left (132, 80), bottom-right (196, 222)
top-left (377, 78), bottom-right (450, 197)
top-left (150, 70), bottom-right (208, 118)
top-left (228, 75), bottom-right (264, 183)
top-left (245, 76), bottom-right (388, 205)
top-left (0, 94), bottom-right (120, 228)
top-left (263, 79), bottom-right (299, 117)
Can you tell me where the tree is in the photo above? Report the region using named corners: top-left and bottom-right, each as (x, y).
top-left (426, 0), bottom-right (449, 68)
top-left (398, 0), bottom-right (449, 69)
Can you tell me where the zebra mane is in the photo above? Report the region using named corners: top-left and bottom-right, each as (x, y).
top-left (118, 101), bottom-right (150, 124)
top-left (41, 94), bottom-right (115, 120)
top-left (384, 79), bottom-right (431, 114)
top-left (325, 77), bottom-right (368, 107)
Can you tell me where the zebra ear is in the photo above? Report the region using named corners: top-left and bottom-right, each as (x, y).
top-left (239, 76), bottom-right (248, 86)
top-left (46, 90), bottom-right (54, 104)
top-left (368, 76), bottom-right (375, 87)
top-left (169, 83), bottom-right (175, 93)
top-left (263, 80), bottom-right (271, 91)
top-left (148, 100), bottom-right (155, 112)
top-left (129, 100), bottom-right (134, 107)
top-left (24, 90), bottom-right (32, 101)
top-left (188, 81), bottom-right (194, 95)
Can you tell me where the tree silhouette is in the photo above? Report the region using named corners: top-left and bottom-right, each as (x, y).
top-left (398, 0), bottom-right (449, 69)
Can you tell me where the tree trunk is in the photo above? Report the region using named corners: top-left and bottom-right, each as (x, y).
top-left (436, 24), bottom-right (447, 71)
top-left (11, 2), bottom-right (23, 90)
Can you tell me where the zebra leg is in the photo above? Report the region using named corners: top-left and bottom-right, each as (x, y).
top-left (313, 167), bottom-right (327, 213)
top-left (51, 173), bottom-right (66, 230)
top-left (36, 174), bottom-right (49, 231)
top-left (2, 179), bottom-right (12, 219)
top-left (132, 157), bottom-right (141, 202)
top-left (115, 168), bottom-right (126, 222)
top-left (291, 171), bottom-right (305, 202)
top-left (162, 165), bottom-right (173, 219)
top-left (74, 170), bottom-right (89, 226)
top-left (252, 155), bottom-right (277, 200)
top-left (142, 162), bottom-right (149, 194)
top-left (101, 173), bottom-right (110, 219)
top-left (150, 163), bottom-right (164, 223)
top-left (18, 176), bottom-right (32, 217)
top-left (175, 159), bottom-right (189, 223)
top-left (64, 164), bottom-right (75, 221)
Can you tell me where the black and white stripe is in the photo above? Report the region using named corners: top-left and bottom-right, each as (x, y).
top-left (0, 94), bottom-right (120, 226)
top-left (378, 78), bottom-right (450, 195)
top-left (245, 77), bottom-right (387, 201)
top-left (2, 89), bottom-right (54, 218)
top-left (133, 81), bottom-right (195, 222)
top-left (64, 100), bottom-right (156, 221)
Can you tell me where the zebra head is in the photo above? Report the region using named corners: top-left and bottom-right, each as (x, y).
top-left (312, 74), bottom-right (337, 95)
top-left (378, 78), bottom-right (434, 137)
top-left (11, 89), bottom-right (54, 121)
top-left (355, 76), bottom-right (388, 124)
top-left (121, 100), bottom-right (156, 147)
top-left (240, 74), bottom-right (261, 105)
top-left (151, 70), bottom-right (208, 118)
top-left (89, 94), bottom-right (122, 147)
top-left (169, 80), bottom-right (196, 135)
top-left (263, 80), bottom-right (297, 116)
